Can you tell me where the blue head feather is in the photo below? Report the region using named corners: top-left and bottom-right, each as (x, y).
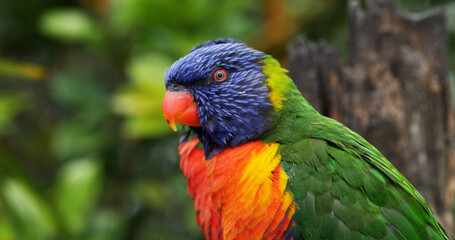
top-left (165, 39), bottom-right (273, 158)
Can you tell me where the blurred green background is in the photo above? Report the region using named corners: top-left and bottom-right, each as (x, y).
top-left (1, 0), bottom-right (455, 239)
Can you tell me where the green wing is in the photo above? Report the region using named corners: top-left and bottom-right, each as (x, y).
top-left (258, 70), bottom-right (449, 239)
top-left (274, 117), bottom-right (449, 240)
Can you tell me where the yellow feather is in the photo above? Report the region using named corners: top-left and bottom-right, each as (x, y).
top-left (263, 56), bottom-right (291, 110)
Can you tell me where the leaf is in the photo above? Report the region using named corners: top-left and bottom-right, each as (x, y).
top-left (112, 89), bottom-right (163, 117)
top-left (0, 59), bottom-right (47, 80)
top-left (127, 53), bottom-right (172, 93)
top-left (54, 157), bottom-right (102, 235)
top-left (0, 221), bottom-right (14, 240)
top-left (49, 72), bottom-right (111, 160)
top-left (0, 93), bottom-right (25, 136)
top-left (123, 117), bottom-right (171, 138)
top-left (51, 122), bottom-right (109, 160)
top-left (0, 201), bottom-right (15, 240)
top-left (86, 209), bottom-right (126, 240)
top-left (133, 181), bottom-right (167, 209)
top-left (0, 178), bottom-right (56, 240)
top-left (112, 53), bottom-right (174, 138)
top-left (49, 71), bottom-right (108, 114)
top-left (39, 8), bottom-right (101, 43)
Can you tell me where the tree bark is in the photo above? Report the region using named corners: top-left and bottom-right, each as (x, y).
top-left (288, 0), bottom-right (455, 234)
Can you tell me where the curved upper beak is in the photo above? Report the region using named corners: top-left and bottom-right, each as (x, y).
top-left (162, 90), bottom-right (201, 131)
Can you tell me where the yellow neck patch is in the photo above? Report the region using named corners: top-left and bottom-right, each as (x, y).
top-left (262, 56), bottom-right (291, 110)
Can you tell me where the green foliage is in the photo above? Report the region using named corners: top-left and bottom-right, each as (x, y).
top-left (54, 158), bottom-right (102, 235)
top-left (0, 0), bottom-right (454, 239)
top-left (0, 0), bottom-right (263, 238)
top-left (113, 53), bottom-right (173, 138)
top-left (0, 178), bottom-right (56, 240)
top-left (40, 8), bottom-right (102, 44)
top-left (0, 93), bottom-right (25, 135)
top-left (0, 206), bottom-right (14, 240)
top-left (107, 0), bottom-right (260, 57)
top-left (49, 71), bottom-right (111, 160)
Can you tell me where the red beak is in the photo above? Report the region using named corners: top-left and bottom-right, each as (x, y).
top-left (162, 90), bottom-right (201, 131)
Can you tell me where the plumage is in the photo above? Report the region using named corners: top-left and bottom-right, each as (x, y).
top-left (162, 39), bottom-right (450, 239)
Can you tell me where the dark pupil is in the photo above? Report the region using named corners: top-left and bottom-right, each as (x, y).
top-left (216, 71), bottom-right (224, 79)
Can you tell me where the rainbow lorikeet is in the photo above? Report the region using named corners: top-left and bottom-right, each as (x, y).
top-left (162, 39), bottom-right (450, 240)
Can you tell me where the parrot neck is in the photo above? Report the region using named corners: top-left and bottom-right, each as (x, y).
top-left (262, 56), bottom-right (320, 143)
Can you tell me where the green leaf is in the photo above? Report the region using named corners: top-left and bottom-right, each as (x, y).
top-left (127, 53), bottom-right (172, 92)
top-left (0, 178), bottom-right (56, 240)
top-left (86, 209), bottom-right (126, 240)
top-left (39, 8), bottom-right (101, 43)
top-left (51, 122), bottom-right (109, 160)
top-left (132, 179), bottom-right (170, 209)
top-left (0, 221), bottom-right (14, 240)
top-left (122, 117), bottom-right (171, 138)
top-left (112, 53), bottom-right (174, 138)
top-left (112, 89), bottom-right (163, 117)
top-left (0, 201), bottom-right (15, 240)
top-left (0, 58), bottom-right (47, 80)
top-left (49, 71), bottom-right (109, 116)
top-left (0, 93), bottom-right (25, 136)
top-left (54, 157), bottom-right (102, 235)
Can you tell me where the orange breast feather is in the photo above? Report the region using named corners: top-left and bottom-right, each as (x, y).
top-left (179, 138), bottom-right (295, 240)
top-left (179, 139), bottom-right (222, 239)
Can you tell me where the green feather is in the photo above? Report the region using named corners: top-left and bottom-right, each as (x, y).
top-left (262, 56), bottom-right (450, 239)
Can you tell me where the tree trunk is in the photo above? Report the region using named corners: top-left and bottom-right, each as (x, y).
top-left (288, 0), bottom-right (455, 234)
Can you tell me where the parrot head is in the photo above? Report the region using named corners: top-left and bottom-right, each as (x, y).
top-left (163, 39), bottom-right (286, 158)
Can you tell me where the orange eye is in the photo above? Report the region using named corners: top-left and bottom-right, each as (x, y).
top-left (214, 69), bottom-right (227, 82)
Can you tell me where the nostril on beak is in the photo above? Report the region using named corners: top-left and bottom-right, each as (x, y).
top-left (167, 82), bottom-right (182, 92)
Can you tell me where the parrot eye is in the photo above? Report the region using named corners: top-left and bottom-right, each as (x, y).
top-left (213, 69), bottom-right (227, 82)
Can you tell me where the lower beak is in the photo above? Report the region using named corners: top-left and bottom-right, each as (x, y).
top-left (162, 90), bottom-right (201, 131)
